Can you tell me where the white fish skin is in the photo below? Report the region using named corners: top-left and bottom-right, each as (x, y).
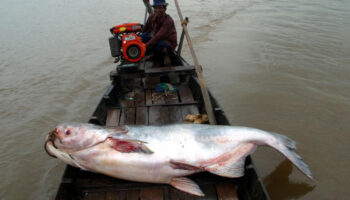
top-left (45, 123), bottom-right (312, 196)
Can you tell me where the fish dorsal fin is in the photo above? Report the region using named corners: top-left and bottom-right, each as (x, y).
top-left (108, 137), bottom-right (153, 154)
top-left (170, 177), bottom-right (204, 197)
top-left (204, 143), bottom-right (257, 178)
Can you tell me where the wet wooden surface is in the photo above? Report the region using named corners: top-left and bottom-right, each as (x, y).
top-left (106, 109), bottom-right (120, 127)
top-left (106, 84), bottom-right (198, 126)
top-left (216, 182), bottom-right (239, 200)
top-left (144, 65), bottom-right (195, 75)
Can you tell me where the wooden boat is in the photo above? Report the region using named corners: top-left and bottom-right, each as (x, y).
top-left (54, 53), bottom-right (270, 199)
top-left (53, 2), bottom-right (270, 199)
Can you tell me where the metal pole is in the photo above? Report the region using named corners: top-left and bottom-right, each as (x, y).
top-left (173, 0), bottom-right (216, 125)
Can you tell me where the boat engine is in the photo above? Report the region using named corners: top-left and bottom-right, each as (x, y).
top-left (109, 23), bottom-right (146, 63)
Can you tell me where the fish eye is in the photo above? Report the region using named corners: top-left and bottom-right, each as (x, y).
top-left (65, 130), bottom-right (71, 136)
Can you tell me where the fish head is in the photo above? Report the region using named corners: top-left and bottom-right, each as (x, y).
top-left (44, 135), bottom-right (80, 167)
top-left (46, 123), bottom-right (105, 154)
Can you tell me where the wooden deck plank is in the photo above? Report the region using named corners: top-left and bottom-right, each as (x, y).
top-left (106, 191), bottom-right (126, 200)
top-left (160, 107), bottom-right (172, 124)
top-left (120, 99), bottom-right (135, 108)
top-left (148, 106), bottom-right (163, 125)
top-left (146, 90), bottom-right (152, 105)
top-left (135, 91), bottom-right (145, 106)
top-left (127, 189), bottom-right (140, 200)
top-left (150, 106), bottom-right (179, 125)
top-left (140, 187), bottom-right (164, 200)
top-left (144, 76), bottom-right (160, 89)
top-left (148, 104), bottom-right (199, 125)
top-left (164, 92), bottom-right (179, 104)
top-left (179, 85), bottom-right (194, 103)
top-left (168, 188), bottom-right (193, 200)
top-left (106, 109), bottom-right (120, 127)
top-left (166, 106), bottom-right (185, 124)
top-left (152, 91), bottom-right (166, 105)
top-left (136, 107), bottom-right (148, 125)
top-left (138, 61), bottom-right (146, 71)
top-left (199, 184), bottom-right (218, 200)
top-left (144, 65), bottom-right (195, 74)
top-left (120, 91), bottom-right (135, 108)
top-left (75, 177), bottom-right (157, 189)
top-left (144, 61), bottom-right (153, 70)
top-left (216, 182), bottom-right (238, 200)
top-left (143, 102), bottom-right (198, 107)
top-left (119, 108), bottom-right (136, 125)
top-left (83, 192), bottom-right (105, 200)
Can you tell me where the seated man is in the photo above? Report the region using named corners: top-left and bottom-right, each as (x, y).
top-left (141, 0), bottom-right (177, 65)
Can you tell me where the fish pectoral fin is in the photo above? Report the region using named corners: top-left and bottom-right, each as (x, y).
top-left (108, 137), bottom-right (153, 154)
top-left (170, 177), bottom-right (204, 197)
top-left (204, 143), bottom-right (257, 178)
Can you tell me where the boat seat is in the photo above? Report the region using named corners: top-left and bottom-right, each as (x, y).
top-left (144, 65), bottom-right (196, 76)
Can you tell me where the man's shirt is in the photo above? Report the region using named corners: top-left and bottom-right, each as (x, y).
top-left (143, 13), bottom-right (177, 50)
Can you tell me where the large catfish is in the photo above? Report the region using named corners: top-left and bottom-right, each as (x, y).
top-left (45, 123), bottom-right (312, 196)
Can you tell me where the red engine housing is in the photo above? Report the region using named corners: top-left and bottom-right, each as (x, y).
top-left (110, 23), bottom-right (145, 63)
top-left (112, 23), bottom-right (142, 35)
top-left (121, 33), bottom-right (146, 63)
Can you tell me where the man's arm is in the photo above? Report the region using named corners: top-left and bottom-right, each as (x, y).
top-left (142, 14), bottom-right (154, 33)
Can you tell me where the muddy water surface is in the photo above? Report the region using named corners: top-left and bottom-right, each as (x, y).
top-left (1, 0), bottom-right (349, 199)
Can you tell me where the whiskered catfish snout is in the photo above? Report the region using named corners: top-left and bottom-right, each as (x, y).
top-left (48, 129), bottom-right (56, 141)
top-left (44, 128), bottom-right (59, 158)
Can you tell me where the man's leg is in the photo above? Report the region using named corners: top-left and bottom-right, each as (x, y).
top-left (155, 40), bottom-right (172, 65)
top-left (140, 32), bottom-right (151, 43)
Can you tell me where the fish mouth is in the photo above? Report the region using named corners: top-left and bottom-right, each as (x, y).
top-left (44, 129), bottom-right (58, 158)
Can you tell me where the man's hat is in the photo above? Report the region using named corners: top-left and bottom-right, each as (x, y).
top-left (152, 0), bottom-right (168, 7)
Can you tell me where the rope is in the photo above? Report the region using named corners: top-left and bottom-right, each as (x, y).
top-left (181, 18), bottom-right (189, 26)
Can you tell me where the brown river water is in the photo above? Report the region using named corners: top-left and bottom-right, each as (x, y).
top-left (1, 0), bottom-right (349, 199)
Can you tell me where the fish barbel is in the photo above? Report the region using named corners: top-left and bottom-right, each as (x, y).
top-left (45, 123), bottom-right (312, 196)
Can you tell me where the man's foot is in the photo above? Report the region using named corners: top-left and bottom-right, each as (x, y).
top-left (142, 53), bottom-right (154, 61)
top-left (164, 55), bottom-right (171, 65)
top-left (162, 48), bottom-right (171, 66)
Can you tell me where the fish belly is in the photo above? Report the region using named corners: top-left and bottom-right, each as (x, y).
top-left (71, 141), bottom-right (197, 184)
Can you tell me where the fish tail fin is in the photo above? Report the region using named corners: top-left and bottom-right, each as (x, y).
top-left (273, 132), bottom-right (297, 150)
top-left (267, 132), bottom-right (313, 179)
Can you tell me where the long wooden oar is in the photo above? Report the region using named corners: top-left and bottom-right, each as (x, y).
top-left (143, 0), bottom-right (153, 14)
top-left (173, 0), bottom-right (217, 125)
